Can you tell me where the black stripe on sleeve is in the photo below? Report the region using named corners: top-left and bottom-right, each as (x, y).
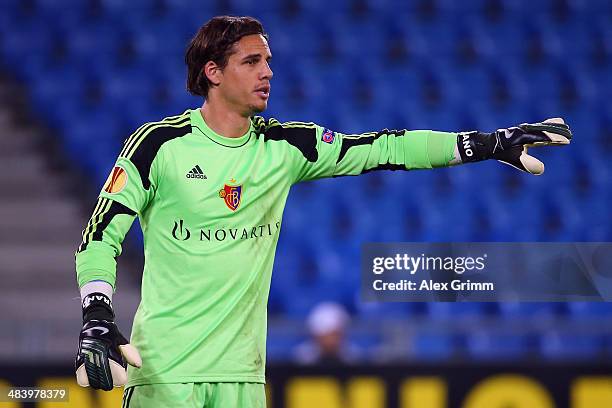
top-left (257, 120), bottom-right (319, 162)
top-left (129, 123), bottom-right (192, 189)
top-left (120, 114), bottom-right (189, 157)
top-left (78, 200), bottom-right (136, 253)
top-left (337, 129), bottom-right (405, 164)
top-left (362, 163), bottom-right (407, 173)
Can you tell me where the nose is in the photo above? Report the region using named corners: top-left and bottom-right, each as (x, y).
top-left (261, 61), bottom-right (273, 80)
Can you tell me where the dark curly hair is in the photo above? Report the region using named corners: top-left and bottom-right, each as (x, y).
top-left (185, 16), bottom-right (268, 98)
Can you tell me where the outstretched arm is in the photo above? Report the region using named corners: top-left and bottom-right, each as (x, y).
top-left (269, 117), bottom-right (571, 183)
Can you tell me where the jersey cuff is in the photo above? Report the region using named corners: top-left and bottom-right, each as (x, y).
top-left (427, 130), bottom-right (459, 167)
top-left (76, 242), bottom-right (118, 289)
top-left (403, 130), bottom-right (457, 169)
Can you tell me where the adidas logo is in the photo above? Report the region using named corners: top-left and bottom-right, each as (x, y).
top-left (186, 165), bottom-right (207, 180)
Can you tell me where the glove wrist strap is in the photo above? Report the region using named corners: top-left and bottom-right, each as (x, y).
top-left (456, 131), bottom-right (498, 163)
top-left (82, 292), bottom-right (115, 322)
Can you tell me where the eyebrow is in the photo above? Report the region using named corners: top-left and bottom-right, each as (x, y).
top-left (242, 53), bottom-right (272, 61)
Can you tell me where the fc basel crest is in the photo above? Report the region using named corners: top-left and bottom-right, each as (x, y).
top-left (219, 179), bottom-right (243, 211)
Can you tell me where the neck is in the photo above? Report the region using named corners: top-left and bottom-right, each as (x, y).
top-left (200, 97), bottom-right (251, 138)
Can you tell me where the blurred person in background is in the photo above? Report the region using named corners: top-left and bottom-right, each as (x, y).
top-left (294, 302), bottom-right (361, 364)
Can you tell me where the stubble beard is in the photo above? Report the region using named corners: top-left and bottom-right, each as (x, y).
top-left (249, 100), bottom-right (268, 115)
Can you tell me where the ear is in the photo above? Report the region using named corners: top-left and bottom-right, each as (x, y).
top-left (203, 61), bottom-right (222, 87)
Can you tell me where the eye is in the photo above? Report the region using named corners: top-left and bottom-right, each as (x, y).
top-left (246, 60), bottom-right (256, 65)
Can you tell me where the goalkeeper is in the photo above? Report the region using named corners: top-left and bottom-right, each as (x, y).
top-left (74, 15), bottom-right (572, 407)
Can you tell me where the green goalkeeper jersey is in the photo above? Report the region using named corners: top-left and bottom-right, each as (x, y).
top-left (75, 108), bottom-right (457, 386)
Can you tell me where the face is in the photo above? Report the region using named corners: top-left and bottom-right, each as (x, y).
top-left (208, 34), bottom-right (273, 116)
top-left (316, 330), bottom-right (344, 355)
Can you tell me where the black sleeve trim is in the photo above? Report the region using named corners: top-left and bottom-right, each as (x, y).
top-left (258, 119), bottom-right (318, 162)
top-left (128, 123), bottom-right (192, 189)
top-left (361, 163), bottom-right (406, 173)
top-left (337, 129), bottom-right (404, 164)
top-left (77, 200), bottom-right (136, 253)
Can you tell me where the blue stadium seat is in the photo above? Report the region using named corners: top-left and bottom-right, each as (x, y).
top-left (411, 331), bottom-right (459, 360)
top-left (449, 65), bottom-right (492, 105)
top-left (63, 25), bottom-right (121, 61)
top-left (404, 15), bottom-right (459, 59)
top-left (467, 331), bottom-right (533, 360)
top-left (281, 284), bottom-right (353, 318)
top-left (223, 0), bottom-right (285, 15)
top-left (104, 73), bottom-right (155, 106)
top-left (0, 0), bottom-right (23, 11)
top-left (540, 332), bottom-right (606, 360)
top-left (567, 303), bottom-right (612, 319)
top-left (498, 303), bottom-right (561, 321)
top-left (267, 332), bottom-right (306, 360)
top-left (331, 16), bottom-right (387, 59)
top-left (348, 331), bottom-right (383, 359)
top-left (486, 192), bottom-right (545, 241)
top-left (296, 0), bottom-right (353, 14)
top-left (28, 68), bottom-right (84, 116)
top-left (426, 302), bottom-right (490, 320)
top-left (97, 0), bottom-right (164, 18)
top-left (35, 0), bottom-right (90, 19)
top-left (356, 302), bottom-right (424, 320)
top-left (1, 23), bottom-right (56, 69)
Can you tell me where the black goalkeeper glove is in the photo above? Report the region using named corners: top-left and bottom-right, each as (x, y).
top-left (456, 118), bottom-right (572, 175)
top-left (75, 293), bottom-right (141, 391)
